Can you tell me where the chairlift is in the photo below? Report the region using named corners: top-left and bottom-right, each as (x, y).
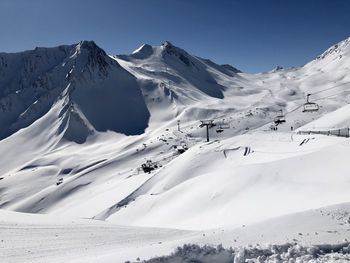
top-left (199, 120), bottom-right (215, 142)
top-left (216, 128), bottom-right (224, 133)
top-left (303, 94), bottom-right (319, 112)
top-left (216, 119), bottom-right (230, 133)
top-left (274, 109), bottom-right (286, 125)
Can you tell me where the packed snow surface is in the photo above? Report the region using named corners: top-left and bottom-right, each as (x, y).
top-left (1, 202), bottom-right (350, 262)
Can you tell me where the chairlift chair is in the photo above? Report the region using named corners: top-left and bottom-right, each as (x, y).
top-left (220, 122), bottom-right (230, 129)
top-left (274, 110), bottom-right (286, 125)
top-left (303, 94), bottom-right (319, 112)
top-left (216, 119), bottom-right (230, 133)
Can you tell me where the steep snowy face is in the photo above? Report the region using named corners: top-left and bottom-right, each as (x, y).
top-left (0, 45), bottom-right (72, 97)
top-left (160, 41), bottom-right (241, 77)
top-left (117, 41), bottom-right (243, 101)
top-left (219, 64), bottom-right (241, 74)
top-left (316, 37), bottom-right (350, 61)
top-left (304, 36), bottom-right (350, 70)
top-left (160, 41), bottom-right (226, 99)
top-left (0, 45), bottom-right (73, 139)
top-left (130, 44), bottom-right (155, 59)
top-left (67, 40), bottom-right (115, 77)
top-left (161, 41), bottom-right (196, 67)
top-left (66, 41), bottom-right (150, 137)
top-left (0, 41), bottom-right (150, 141)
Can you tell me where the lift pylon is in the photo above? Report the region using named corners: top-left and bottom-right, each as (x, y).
top-left (199, 120), bottom-right (215, 142)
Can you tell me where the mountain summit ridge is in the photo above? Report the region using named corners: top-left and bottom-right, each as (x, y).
top-left (1, 37), bottom-right (350, 142)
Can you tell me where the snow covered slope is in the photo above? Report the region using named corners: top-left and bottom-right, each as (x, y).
top-left (1, 36), bottom-right (350, 262)
top-left (1, 202), bottom-right (350, 262)
top-left (97, 132), bottom-right (350, 229)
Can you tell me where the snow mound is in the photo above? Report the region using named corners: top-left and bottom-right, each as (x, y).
top-left (142, 243), bottom-right (350, 263)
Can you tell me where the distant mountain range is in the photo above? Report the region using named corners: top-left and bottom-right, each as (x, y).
top-left (1, 37), bottom-right (350, 142)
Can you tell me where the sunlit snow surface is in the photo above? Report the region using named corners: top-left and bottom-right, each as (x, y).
top-left (1, 37), bottom-right (350, 262)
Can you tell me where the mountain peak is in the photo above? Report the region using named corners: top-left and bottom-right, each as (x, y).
top-left (130, 44), bottom-right (154, 59)
top-left (132, 44), bottom-right (152, 54)
top-left (70, 40), bottom-right (113, 74)
top-left (161, 41), bottom-right (174, 48)
top-left (77, 40), bottom-right (98, 49)
top-left (74, 40), bottom-right (106, 56)
top-left (160, 41), bottom-right (195, 67)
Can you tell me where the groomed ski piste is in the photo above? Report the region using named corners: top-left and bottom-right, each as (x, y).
top-left (1, 38), bottom-right (350, 262)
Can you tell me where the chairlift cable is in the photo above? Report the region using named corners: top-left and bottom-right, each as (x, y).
top-left (312, 81), bottom-right (350, 95)
top-left (205, 81), bottom-right (350, 133)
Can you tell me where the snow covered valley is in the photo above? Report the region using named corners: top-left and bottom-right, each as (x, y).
top-left (1, 37), bottom-right (350, 262)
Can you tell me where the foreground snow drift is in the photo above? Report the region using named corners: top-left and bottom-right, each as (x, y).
top-left (1, 202), bottom-right (350, 263)
top-left (0, 210), bottom-right (196, 263)
top-left (142, 243), bottom-right (350, 263)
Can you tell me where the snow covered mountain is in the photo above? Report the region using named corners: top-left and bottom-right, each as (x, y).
top-left (0, 40), bottom-right (150, 142)
top-left (1, 37), bottom-right (350, 262)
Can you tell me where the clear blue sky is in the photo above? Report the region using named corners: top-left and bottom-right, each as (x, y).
top-left (0, 0), bottom-right (349, 72)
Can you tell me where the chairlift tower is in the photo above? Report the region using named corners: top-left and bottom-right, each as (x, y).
top-left (199, 120), bottom-right (215, 142)
top-left (177, 120), bottom-right (181, 132)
